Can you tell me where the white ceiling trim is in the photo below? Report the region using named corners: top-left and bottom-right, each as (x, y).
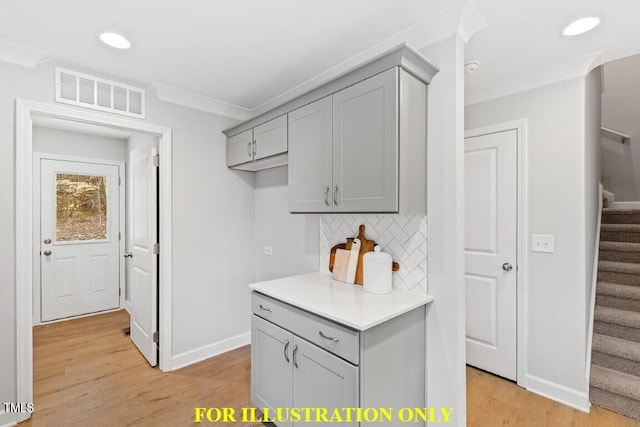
top-left (0, 38), bottom-right (49, 68)
top-left (150, 81), bottom-right (252, 121)
top-left (466, 51), bottom-right (604, 106)
top-left (251, 0), bottom-right (485, 117)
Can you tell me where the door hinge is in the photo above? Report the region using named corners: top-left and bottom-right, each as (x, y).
top-left (153, 154), bottom-right (160, 168)
top-left (153, 243), bottom-right (160, 254)
top-left (153, 331), bottom-right (159, 343)
top-left (119, 232), bottom-right (121, 241)
top-left (119, 288), bottom-right (122, 296)
top-left (118, 177), bottom-right (122, 186)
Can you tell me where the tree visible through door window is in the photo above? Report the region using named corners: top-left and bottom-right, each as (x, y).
top-left (56, 173), bottom-right (108, 241)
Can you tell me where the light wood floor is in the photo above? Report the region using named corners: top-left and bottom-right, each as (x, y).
top-left (23, 310), bottom-right (640, 426)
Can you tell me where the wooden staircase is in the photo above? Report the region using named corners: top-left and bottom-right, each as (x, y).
top-left (591, 208), bottom-right (640, 420)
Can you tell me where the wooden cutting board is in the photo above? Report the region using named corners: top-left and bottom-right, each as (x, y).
top-left (328, 224), bottom-right (399, 285)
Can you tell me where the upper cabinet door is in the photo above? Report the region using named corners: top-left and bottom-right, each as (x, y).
top-left (254, 115), bottom-right (287, 161)
top-left (332, 68), bottom-right (399, 212)
top-left (288, 96), bottom-right (333, 213)
top-left (226, 129), bottom-right (254, 167)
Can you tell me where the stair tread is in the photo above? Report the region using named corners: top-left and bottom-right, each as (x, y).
top-left (601, 224), bottom-right (640, 232)
top-left (593, 333), bottom-right (640, 362)
top-left (590, 365), bottom-right (640, 401)
top-left (600, 241), bottom-right (640, 252)
top-left (603, 208), bottom-right (640, 215)
top-left (595, 306), bottom-right (640, 328)
top-left (598, 260), bottom-right (640, 274)
top-left (598, 282), bottom-right (640, 300)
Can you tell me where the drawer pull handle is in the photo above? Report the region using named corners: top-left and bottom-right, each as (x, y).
top-left (284, 340), bottom-right (290, 363)
top-left (259, 304), bottom-right (272, 312)
top-left (318, 331), bottom-right (339, 342)
top-left (293, 344), bottom-right (299, 368)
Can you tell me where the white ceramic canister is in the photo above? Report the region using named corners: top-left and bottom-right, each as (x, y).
top-left (363, 245), bottom-right (392, 294)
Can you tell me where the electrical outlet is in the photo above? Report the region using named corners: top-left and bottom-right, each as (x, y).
top-left (263, 246), bottom-right (273, 256)
top-left (531, 234), bottom-right (554, 253)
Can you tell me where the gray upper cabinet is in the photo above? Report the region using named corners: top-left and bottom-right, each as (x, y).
top-left (332, 67), bottom-right (398, 212)
top-left (223, 44), bottom-right (437, 210)
top-left (288, 96), bottom-right (333, 213)
top-left (289, 67), bottom-right (426, 213)
top-left (226, 115), bottom-right (287, 171)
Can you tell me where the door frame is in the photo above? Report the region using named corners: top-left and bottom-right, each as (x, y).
top-left (32, 154), bottom-right (126, 326)
top-left (464, 119), bottom-right (528, 388)
top-left (15, 99), bottom-right (173, 422)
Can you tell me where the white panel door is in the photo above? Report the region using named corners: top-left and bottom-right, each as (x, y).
top-left (254, 115), bottom-right (287, 161)
top-left (288, 96), bottom-right (333, 213)
top-left (40, 159), bottom-right (120, 322)
top-left (464, 129), bottom-right (517, 380)
top-left (332, 67), bottom-right (398, 212)
top-left (129, 144), bottom-right (158, 366)
top-left (251, 316), bottom-right (294, 427)
top-left (293, 337), bottom-right (358, 427)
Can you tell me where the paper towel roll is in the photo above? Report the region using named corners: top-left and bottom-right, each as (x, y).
top-left (363, 246), bottom-right (392, 294)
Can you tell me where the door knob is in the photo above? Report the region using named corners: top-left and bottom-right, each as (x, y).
top-left (124, 253), bottom-right (133, 258)
top-left (502, 262), bottom-right (513, 272)
top-left (43, 250), bottom-right (52, 256)
top-left (43, 239), bottom-right (51, 244)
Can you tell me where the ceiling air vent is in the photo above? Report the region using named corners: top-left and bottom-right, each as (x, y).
top-left (55, 67), bottom-right (146, 118)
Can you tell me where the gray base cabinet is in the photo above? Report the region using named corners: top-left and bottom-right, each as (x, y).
top-left (251, 292), bottom-right (426, 427)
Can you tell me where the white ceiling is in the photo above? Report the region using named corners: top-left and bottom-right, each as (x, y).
top-left (465, 0), bottom-right (640, 94)
top-left (2, 0), bottom-right (640, 111)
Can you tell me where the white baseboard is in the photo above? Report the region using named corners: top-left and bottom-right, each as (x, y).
top-left (526, 375), bottom-right (590, 412)
top-left (610, 201), bottom-right (640, 209)
top-left (171, 332), bottom-right (251, 371)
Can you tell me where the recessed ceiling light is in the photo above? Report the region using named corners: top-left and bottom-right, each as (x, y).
top-left (562, 17), bottom-right (601, 36)
top-left (99, 32), bottom-right (131, 49)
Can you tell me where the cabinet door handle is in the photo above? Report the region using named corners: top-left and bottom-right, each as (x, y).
top-left (284, 340), bottom-right (290, 363)
top-left (333, 185), bottom-right (339, 206)
top-left (247, 141), bottom-right (252, 157)
top-left (324, 185), bottom-right (330, 206)
top-left (253, 140), bottom-right (257, 157)
top-left (293, 344), bottom-right (299, 368)
top-left (319, 330), bottom-right (339, 342)
top-left (259, 304), bottom-right (272, 312)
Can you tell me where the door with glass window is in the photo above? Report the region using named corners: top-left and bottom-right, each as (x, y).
top-left (40, 159), bottom-right (120, 322)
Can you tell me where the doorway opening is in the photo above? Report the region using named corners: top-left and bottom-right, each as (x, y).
top-left (15, 99), bottom-right (173, 424)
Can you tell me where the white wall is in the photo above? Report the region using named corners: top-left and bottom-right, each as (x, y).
top-left (585, 67), bottom-right (602, 339)
top-left (466, 76), bottom-right (591, 408)
top-left (601, 55), bottom-right (640, 201)
top-left (253, 166), bottom-right (319, 282)
top-left (420, 35), bottom-right (467, 426)
top-left (33, 127), bottom-right (127, 161)
top-left (0, 58), bottom-right (255, 420)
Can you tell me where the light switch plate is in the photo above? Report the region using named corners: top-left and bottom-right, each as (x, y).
top-left (263, 246), bottom-right (273, 256)
top-left (531, 234), bottom-right (554, 253)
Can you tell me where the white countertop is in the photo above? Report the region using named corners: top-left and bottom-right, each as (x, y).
top-left (249, 272), bottom-right (433, 331)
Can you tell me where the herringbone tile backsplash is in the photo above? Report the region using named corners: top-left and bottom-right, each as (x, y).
top-left (319, 214), bottom-right (427, 292)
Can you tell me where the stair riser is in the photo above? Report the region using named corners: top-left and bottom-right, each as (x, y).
top-left (596, 295), bottom-right (640, 313)
top-left (599, 250), bottom-right (640, 264)
top-left (601, 231), bottom-right (640, 243)
top-left (592, 351), bottom-right (640, 377)
top-left (595, 321), bottom-right (640, 343)
top-left (602, 214), bottom-right (640, 224)
top-left (590, 387), bottom-right (640, 420)
top-left (598, 271), bottom-right (640, 287)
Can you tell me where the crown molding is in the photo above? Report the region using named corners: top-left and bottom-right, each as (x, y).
top-left (149, 81), bottom-right (252, 121)
top-left (251, 0), bottom-right (485, 116)
top-left (466, 51), bottom-right (605, 106)
top-left (0, 38), bottom-right (49, 68)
